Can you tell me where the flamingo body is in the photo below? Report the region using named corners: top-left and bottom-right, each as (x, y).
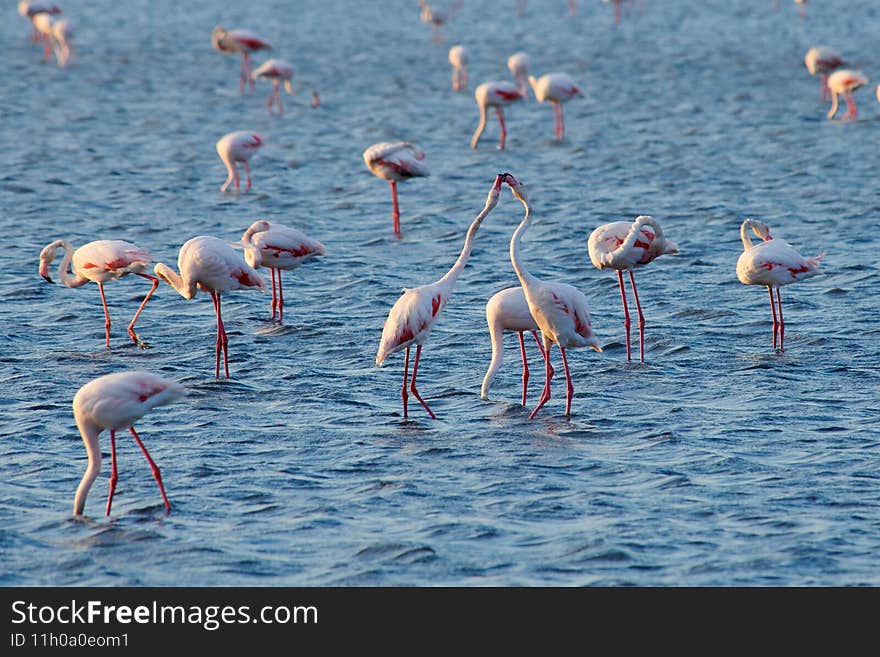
top-left (252, 59), bottom-right (294, 115)
top-left (507, 51), bottom-right (531, 97)
top-left (216, 131), bottom-right (264, 192)
top-left (39, 239), bottom-right (158, 349)
top-left (72, 370), bottom-right (184, 516)
top-left (212, 27), bottom-right (273, 91)
top-left (363, 142), bottom-right (430, 235)
top-left (153, 236), bottom-right (264, 378)
top-left (826, 69), bottom-right (869, 120)
top-left (804, 46), bottom-right (843, 100)
top-left (449, 45), bottom-right (468, 91)
top-left (242, 220), bottom-right (326, 321)
top-left (528, 73), bottom-right (583, 141)
top-left (471, 81), bottom-right (523, 150)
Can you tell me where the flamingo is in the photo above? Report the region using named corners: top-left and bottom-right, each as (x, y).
top-left (211, 26), bottom-right (273, 92)
top-left (363, 142), bottom-right (430, 235)
top-left (376, 174), bottom-right (504, 419)
top-left (504, 173), bottom-right (602, 419)
top-left (507, 52), bottom-right (531, 98)
top-left (153, 236), bottom-right (265, 378)
top-left (39, 239), bottom-right (159, 349)
top-left (216, 131), bottom-right (264, 192)
top-left (804, 46), bottom-right (844, 101)
top-left (587, 216), bottom-right (679, 362)
top-left (480, 286), bottom-right (546, 406)
top-left (826, 70), bottom-right (869, 121)
top-left (528, 72), bottom-right (583, 141)
top-left (419, 0), bottom-right (463, 43)
top-left (18, 1), bottom-right (61, 42)
top-left (736, 218), bottom-right (824, 352)
top-left (241, 220), bottom-right (326, 322)
top-left (72, 370), bottom-right (184, 517)
top-left (448, 45), bottom-right (468, 91)
top-left (471, 81), bottom-right (523, 150)
top-left (30, 12), bottom-right (55, 61)
top-left (251, 59), bottom-right (294, 115)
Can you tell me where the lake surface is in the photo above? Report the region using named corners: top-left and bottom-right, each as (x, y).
top-left (1, 0), bottom-right (878, 586)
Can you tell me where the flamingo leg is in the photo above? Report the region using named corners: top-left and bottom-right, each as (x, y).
top-left (767, 286), bottom-right (779, 351)
top-left (820, 73), bottom-right (829, 101)
top-left (401, 346), bottom-right (410, 418)
top-left (843, 93), bottom-right (857, 120)
top-left (106, 430), bottom-right (118, 516)
top-left (531, 330), bottom-right (547, 359)
top-left (553, 102), bottom-right (564, 141)
top-left (615, 0), bottom-right (622, 23)
top-left (628, 270), bottom-right (646, 363)
top-left (127, 273), bottom-right (158, 349)
top-left (276, 82), bottom-right (284, 115)
top-left (130, 426), bottom-right (171, 514)
top-left (270, 267), bottom-right (278, 319)
top-left (211, 291), bottom-right (230, 378)
top-left (529, 340), bottom-right (554, 419)
top-left (239, 55), bottom-right (248, 93)
top-left (277, 269), bottom-right (284, 323)
top-left (776, 288), bottom-right (785, 353)
top-left (97, 282), bottom-right (112, 349)
top-left (495, 107), bottom-right (507, 150)
top-left (559, 346), bottom-right (574, 417)
top-left (390, 180), bottom-right (401, 235)
top-left (518, 331), bottom-right (530, 406)
top-left (409, 344), bottom-right (437, 419)
top-left (243, 160), bottom-right (252, 190)
top-left (617, 270), bottom-right (632, 361)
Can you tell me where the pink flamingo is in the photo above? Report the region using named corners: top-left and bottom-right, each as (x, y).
top-left (153, 236), bottom-right (265, 378)
top-left (736, 218), bottom-right (824, 352)
top-left (507, 52), bottom-right (531, 98)
top-left (481, 286), bottom-right (546, 406)
top-left (419, 0), bottom-right (463, 43)
top-left (241, 220), bottom-right (326, 322)
top-left (30, 12), bottom-right (55, 61)
top-left (18, 1), bottom-right (61, 42)
top-left (827, 69), bottom-right (869, 121)
top-left (528, 72), bottom-right (583, 141)
top-left (471, 81), bottom-right (523, 150)
top-left (804, 46), bottom-right (844, 101)
top-left (216, 131), bottom-right (264, 192)
top-left (587, 216), bottom-right (679, 362)
top-left (448, 45), bottom-right (468, 91)
top-left (363, 142), bottom-right (430, 235)
top-left (251, 59), bottom-right (294, 115)
top-left (39, 239), bottom-right (159, 349)
top-left (211, 26), bottom-right (273, 92)
top-left (376, 175), bottom-right (504, 419)
top-left (505, 173), bottom-right (602, 418)
top-left (72, 370), bottom-right (184, 516)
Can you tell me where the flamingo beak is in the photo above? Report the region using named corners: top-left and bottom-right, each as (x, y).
top-left (41, 274), bottom-right (53, 283)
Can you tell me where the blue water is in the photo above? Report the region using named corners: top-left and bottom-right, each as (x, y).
top-left (2, 0), bottom-right (879, 586)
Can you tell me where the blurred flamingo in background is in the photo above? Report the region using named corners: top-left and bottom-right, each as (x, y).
top-left (588, 216), bottom-right (679, 362)
top-left (419, 0), bottom-right (463, 43)
top-left (39, 239), bottom-right (159, 349)
top-left (216, 131), bottom-right (264, 192)
top-left (736, 218), bottom-right (824, 352)
top-left (30, 12), bottom-right (55, 61)
top-left (528, 72), bottom-right (583, 141)
top-left (804, 46), bottom-right (844, 101)
top-left (251, 59), bottom-right (294, 115)
top-left (481, 286), bottom-right (545, 406)
top-left (18, 1), bottom-right (61, 42)
top-left (376, 175), bottom-right (504, 419)
top-left (363, 142), bottom-right (430, 235)
top-left (241, 220), bottom-right (326, 322)
top-left (212, 27), bottom-right (273, 92)
top-left (826, 70), bottom-right (869, 121)
top-left (471, 81), bottom-right (523, 149)
top-left (504, 174), bottom-right (602, 419)
top-left (448, 45), bottom-right (468, 91)
top-left (72, 371), bottom-right (184, 516)
top-left (507, 52), bottom-right (531, 98)
top-left (153, 236), bottom-right (265, 378)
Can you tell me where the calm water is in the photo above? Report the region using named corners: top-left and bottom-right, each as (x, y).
top-left (2, 0), bottom-right (879, 586)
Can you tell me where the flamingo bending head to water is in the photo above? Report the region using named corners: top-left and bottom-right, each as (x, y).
top-left (507, 52), bottom-right (531, 98)
top-left (73, 370), bottom-right (184, 516)
top-left (212, 27), bottom-right (273, 92)
top-left (39, 239), bottom-right (159, 349)
top-left (587, 216), bottom-right (678, 362)
top-left (251, 59), bottom-right (294, 115)
top-left (216, 131), bottom-right (264, 192)
top-left (18, 1), bottom-right (61, 42)
top-left (804, 46), bottom-right (844, 101)
top-left (826, 69), bottom-right (869, 121)
top-left (153, 236), bottom-right (265, 378)
top-left (471, 82), bottom-right (523, 150)
top-left (363, 142), bottom-right (430, 235)
top-left (528, 72), bottom-right (583, 141)
top-left (736, 218), bottom-right (824, 352)
top-left (376, 174), bottom-right (505, 419)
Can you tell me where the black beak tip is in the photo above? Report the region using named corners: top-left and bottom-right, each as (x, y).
top-left (41, 275), bottom-right (53, 283)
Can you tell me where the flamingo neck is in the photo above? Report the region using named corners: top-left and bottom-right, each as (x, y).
top-left (470, 102), bottom-right (488, 149)
top-left (53, 241), bottom-right (86, 288)
top-left (73, 423), bottom-right (101, 516)
top-left (510, 198), bottom-right (538, 289)
top-left (436, 202), bottom-right (492, 291)
top-left (740, 220), bottom-right (755, 251)
top-left (153, 262), bottom-right (196, 299)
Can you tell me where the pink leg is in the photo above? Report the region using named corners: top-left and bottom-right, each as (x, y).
top-left (776, 288), bottom-right (785, 353)
top-left (767, 286), bottom-right (779, 350)
top-left (628, 270), bottom-right (646, 363)
top-left (496, 108), bottom-right (507, 149)
top-left (106, 430), bottom-right (118, 516)
top-left (239, 55), bottom-right (248, 93)
top-left (211, 291), bottom-right (230, 378)
top-left (820, 73), bottom-right (829, 101)
top-left (130, 427), bottom-right (171, 514)
top-left (844, 93), bottom-right (857, 120)
top-left (531, 331), bottom-right (547, 359)
top-left (390, 180), bottom-right (401, 234)
top-left (559, 346), bottom-right (574, 417)
top-left (127, 273), bottom-right (158, 349)
top-left (277, 85), bottom-right (284, 115)
top-left (553, 102), bottom-right (564, 140)
top-left (615, 0), bottom-right (622, 23)
top-left (97, 282), bottom-right (112, 349)
top-left (409, 344), bottom-right (437, 419)
top-left (269, 268), bottom-right (278, 319)
top-left (244, 52), bottom-right (254, 90)
top-left (617, 271), bottom-right (631, 361)
top-left (243, 160), bottom-right (252, 190)
top-left (401, 346), bottom-right (410, 418)
top-left (529, 341), bottom-right (554, 419)
top-left (277, 270), bottom-right (284, 323)
top-left (518, 331), bottom-right (530, 406)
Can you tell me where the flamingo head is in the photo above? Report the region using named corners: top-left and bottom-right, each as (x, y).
top-left (38, 239), bottom-right (65, 282)
top-left (750, 219), bottom-right (773, 242)
top-left (500, 172), bottom-right (527, 202)
top-left (662, 238), bottom-right (680, 255)
top-left (242, 220), bottom-right (271, 245)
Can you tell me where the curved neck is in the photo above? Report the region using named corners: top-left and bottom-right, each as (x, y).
top-left (480, 318), bottom-right (505, 399)
top-left (740, 220), bottom-right (754, 251)
top-left (607, 215), bottom-right (665, 265)
top-left (509, 197), bottom-right (538, 289)
top-left (73, 423), bottom-right (101, 516)
top-left (436, 203), bottom-right (492, 291)
top-left (470, 103), bottom-right (487, 149)
top-left (55, 241), bottom-right (85, 287)
top-left (154, 262), bottom-right (196, 299)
